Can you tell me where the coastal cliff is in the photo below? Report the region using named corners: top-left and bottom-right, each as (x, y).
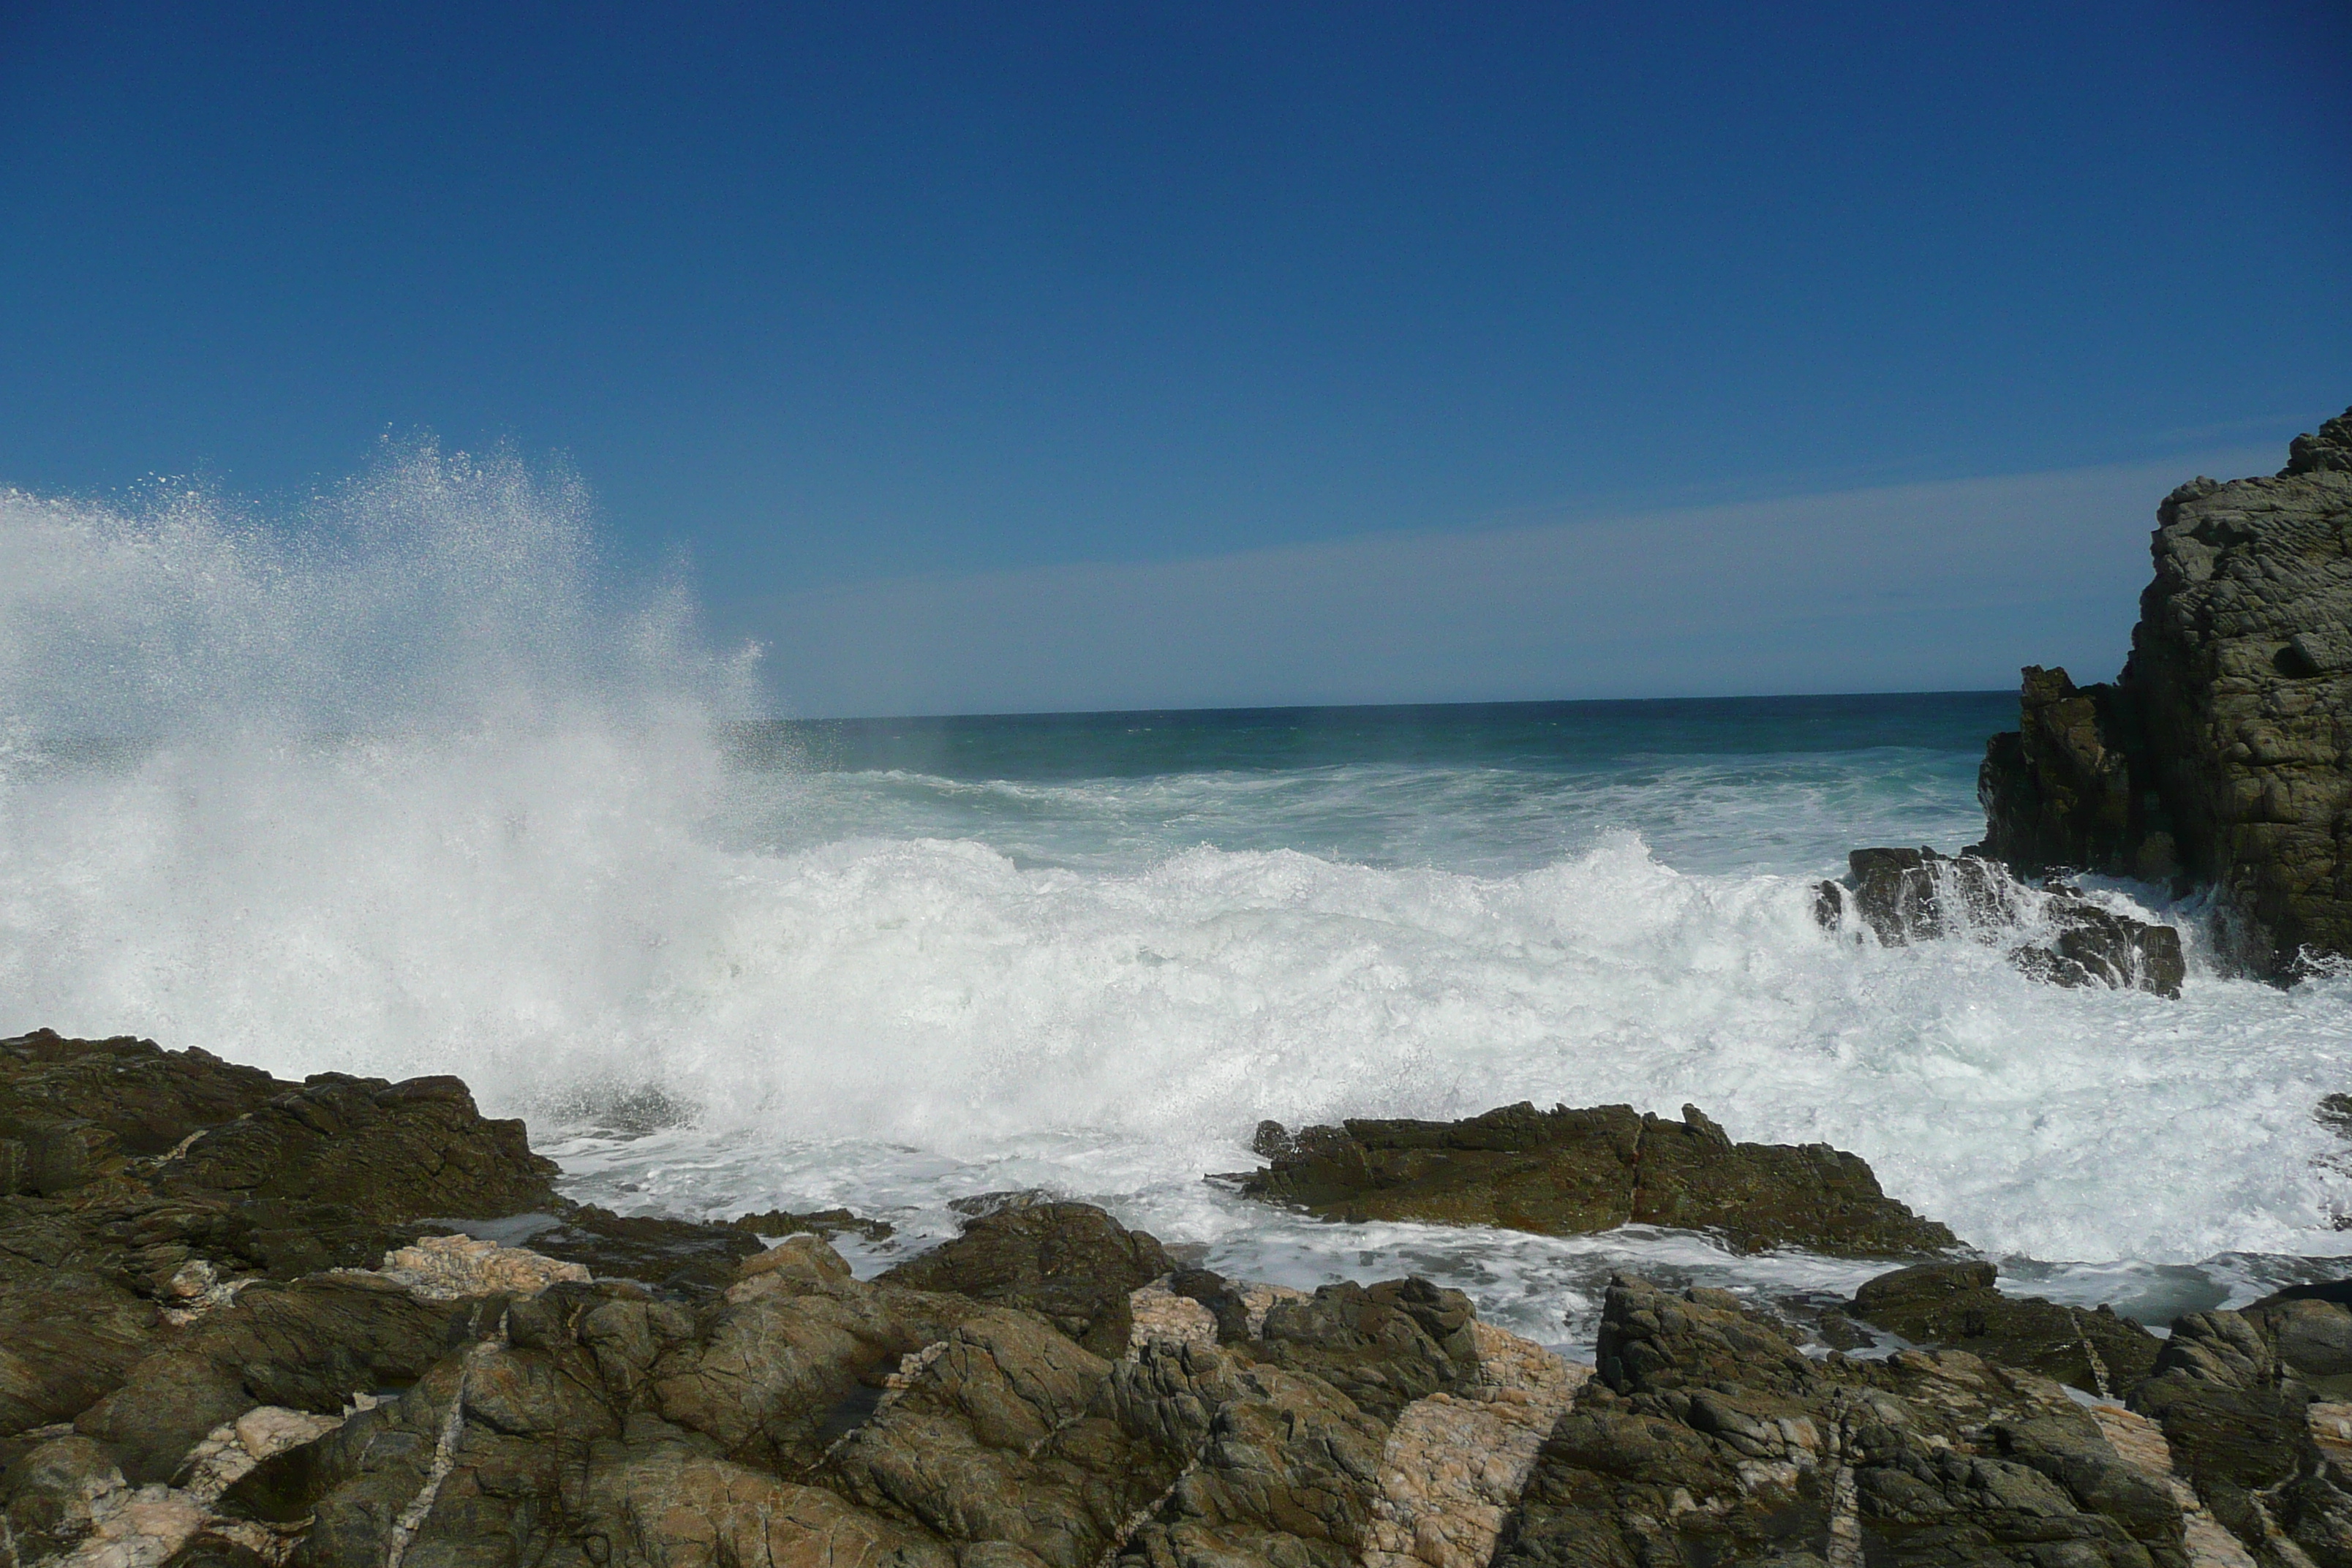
top-left (1978, 407), bottom-right (2352, 976)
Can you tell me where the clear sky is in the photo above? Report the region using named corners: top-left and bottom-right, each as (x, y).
top-left (4, 2), bottom-right (2347, 716)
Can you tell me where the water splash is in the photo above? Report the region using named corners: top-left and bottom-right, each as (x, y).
top-left (1, 449), bottom-right (2348, 1311)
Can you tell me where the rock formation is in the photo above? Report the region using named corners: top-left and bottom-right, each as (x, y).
top-left (1505, 1268), bottom-right (2352, 1568)
top-left (1236, 1100), bottom-right (1959, 1257)
top-left (1978, 407), bottom-right (2352, 977)
top-left (1814, 846), bottom-right (2187, 997)
top-left (12, 1028), bottom-right (2352, 1567)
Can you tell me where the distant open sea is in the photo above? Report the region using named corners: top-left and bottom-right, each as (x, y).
top-left (8, 461), bottom-right (2349, 1351)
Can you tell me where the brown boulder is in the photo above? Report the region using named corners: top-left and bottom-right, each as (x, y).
top-left (1251, 1277), bottom-right (1477, 1422)
top-left (1507, 1274), bottom-right (2185, 1568)
top-left (74, 1275), bottom-right (470, 1483)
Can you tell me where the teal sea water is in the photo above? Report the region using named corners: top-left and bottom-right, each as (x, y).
top-left (4, 452), bottom-right (2348, 1350)
top-left (720, 693), bottom-right (2014, 879)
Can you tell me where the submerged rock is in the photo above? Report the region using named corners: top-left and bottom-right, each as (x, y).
top-left (1814, 845), bottom-right (2187, 997)
top-left (505, 1203), bottom-right (766, 1297)
top-left (1978, 407), bottom-right (2352, 977)
top-left (1236, 1100), bottom-right (1959, 1258)
top-left (728, 1205), bottom-right (897, 1244)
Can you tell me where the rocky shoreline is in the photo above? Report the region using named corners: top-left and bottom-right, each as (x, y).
top-left (9, 1030), bottom-right (2352, 1568)
top-left (12, 410), bottom-right (2352, 1566)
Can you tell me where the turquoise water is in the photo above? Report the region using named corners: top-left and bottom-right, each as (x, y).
top-left (715, 692), bottom-right (2014, 878)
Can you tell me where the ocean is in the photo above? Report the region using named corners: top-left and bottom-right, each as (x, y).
top-left (4, 447), bottom-right (2349, 1351)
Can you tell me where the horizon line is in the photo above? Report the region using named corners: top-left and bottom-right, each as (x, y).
top-left (741, 686), bottom-right (2019, 727)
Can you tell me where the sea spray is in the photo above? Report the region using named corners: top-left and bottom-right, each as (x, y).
top-left (2, 448), bottom-right (2350, 1345)
top-left (0, 442), bottom-right (757, 1093)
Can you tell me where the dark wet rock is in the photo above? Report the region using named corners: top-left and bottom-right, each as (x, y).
top-left (1251, 1276), bottom-right (1477, 1423)
top-left (1978, 408), bottom-right (2352, 977)
top-left (822, 1311), bottom-right (1178, 1565)
top-left (1, 1433), bottom-right (126, 1562)
top-left (1236, 1099), bottom-right (1959, 1258)
top-left (1812, 1307), bottom-right (1877, 1352)
top-left (1506, 1273), bottom-right (2186, 1568)
top-left (2011, 900), bottom-right (2188, 998)
top-left (1850, 1260), bottom-right (2163, 1398)
top-left (238, 1231), bottom-right (1429, 1568)
top-left (2130, 1305), bottom-right (2352, 1566)
top-left (1165, 1266), bottom-right (1253, 1343)
top-left (0, 1254), bottom-right (160, 1436)
top-left (649, 1263), bottom-right (981, 1474)
top-left (1815, 845), bottom-right (2186, 997)
top-left (1116, 1346), bottom-right (1387, 1568)
top-left (162, 1071), bottom-right (559, 1240)
top-left (1978, 666), bottom-right (2167, 884)
top-left (878, 1201), bottom-right (1175, 1357)
top-left (74, 1275), bottom-right (471, 1484)
top-left (0, 1029), bottom-right (288, 1180)
top-left (2245, 1290), bottom-right (2352, 1392)
top-left (509, 1204), bottom-right (766, 1297)
top-left (1822, 846), bottom-right (2027, 945)
top-left (0, 1030), bottom-right (1401, 1568)
top-left (578, 1439), bottom-right (952, 1568)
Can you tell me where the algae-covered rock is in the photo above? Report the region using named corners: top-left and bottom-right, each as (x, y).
top-left (1238, 1101), bottom-right (1958, 1258)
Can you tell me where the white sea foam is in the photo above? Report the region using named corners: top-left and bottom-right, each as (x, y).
top-left (2, 453), bottom-right (2348, 1347)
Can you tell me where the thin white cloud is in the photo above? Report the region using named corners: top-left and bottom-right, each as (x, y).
top-left (752, 446), bottom-right (2277, 717)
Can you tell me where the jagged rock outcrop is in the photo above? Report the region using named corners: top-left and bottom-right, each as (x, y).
top-left (1814, 845), bottom-right (2187, 996)
top-left (1507, 1274), bottom-right (2193, 1568)
top-left (1237, 1100), bottom-right (1959, 1258)
top-left (876, 1197), bottom-right (1175, 1359)
top-left (2133, 1306), bottom-right (2352, 1564)
top-left (1978, 407), bottom-right (2352, 977)
top-left (1849, 1259), bottom-right (2163, 1399)
top-left (0, 1029), bottom-right (1607, 1568)
top-left (20, 1025), bottom-right (2352, 1568)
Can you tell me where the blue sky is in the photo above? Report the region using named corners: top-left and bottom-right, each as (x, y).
top-left (3, 2), bottom-right (2347, 715)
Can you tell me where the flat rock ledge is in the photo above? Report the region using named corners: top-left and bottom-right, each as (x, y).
top-left (1235, 1099), bottom-right (1959, 1258)
top-left (10, 1030), bottom-right (2352, 1567)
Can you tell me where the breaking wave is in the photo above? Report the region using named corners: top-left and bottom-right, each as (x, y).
top-left (3, 446), bottom-right (2349, 1336)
